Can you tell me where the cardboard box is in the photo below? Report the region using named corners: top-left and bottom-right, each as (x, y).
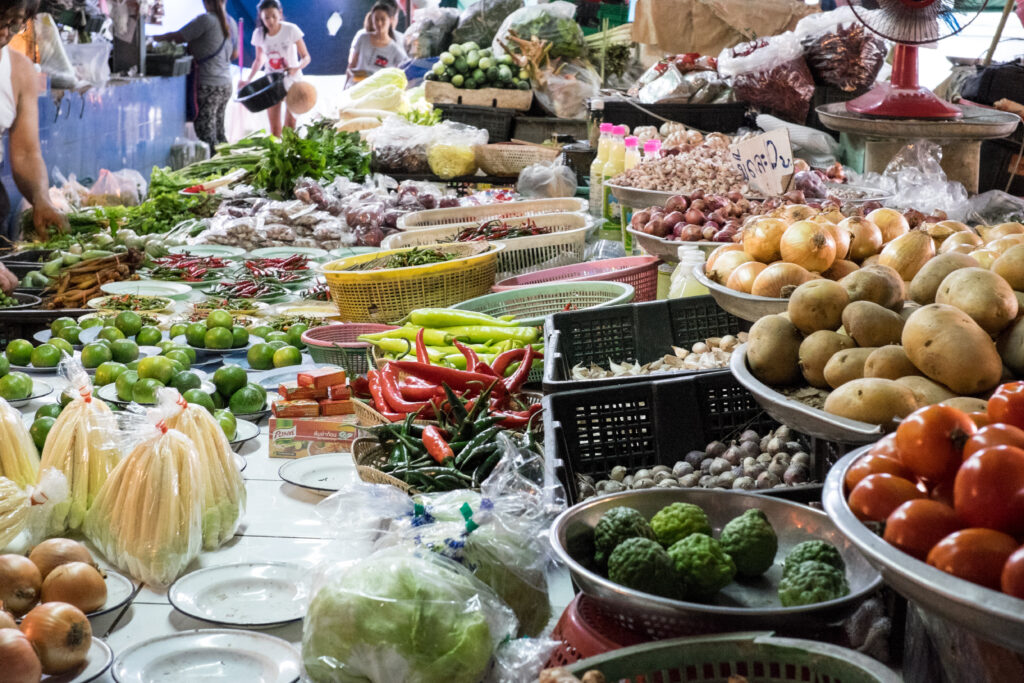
top-left (298, 367), bottom-right (347, 390)
top-left (278, 382), bottom-right (328, 401)
top-left (320, 399), bottom-right (354, 416)
top-left (268, 416), bottom-right (359, 459)
top-left (272, 399), bottom-right (320, 418)
top-left (326, 384), bottom-right (351, 400)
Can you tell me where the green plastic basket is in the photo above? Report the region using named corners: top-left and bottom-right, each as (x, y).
top-left (564, 632), bottom-right (900, 682)
top-left (300, 323), bottom-right (397, 376)
top-left (450, 281), bottom-right (635, 327)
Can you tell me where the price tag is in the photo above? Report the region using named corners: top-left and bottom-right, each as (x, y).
top-left (730, 129), bottom-right (795, 197)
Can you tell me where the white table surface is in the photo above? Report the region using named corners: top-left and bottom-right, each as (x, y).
top-left (13, 386), bottom-right (573, 682)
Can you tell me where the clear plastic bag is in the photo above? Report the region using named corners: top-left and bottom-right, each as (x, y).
top-left (795, 7), bottom-right (885, 95)
top-left (967, 190), bottom-right (1024, 226)
top-left (427, 121), bottom-right (488, 179)
top-left (64, 41), bottom-right (112, 89)
top-left (86, 168), bottom-right (148, 207)
top-left (0, 396), bottom-right (40, 488)
top-left (517, 159), bottom-right (577, 199)
top-left (24, 13), bottom-right (79, 89)
top-left (366, 117), bottom-right (438, 174)
top-left (0, 469), bottom-right (69, 553)
top-left (301, 546), bottom-right (518, 683)
top-left (492, 1), bottom-right (586, 61)
top-left (718, 33), bottom-right (815, 124)
top-left (534, 59), bottom-right (601, 120)
top-left (638, 63), bottom-right (730, 105)
top-left (488, 638), bottom-right (561, 683)
top-left (451, 0), bottom-right (523, 47)
top-left (882, 140), bottom-right (969, 222)
top-left (404, 7), bottom-right (460, 58)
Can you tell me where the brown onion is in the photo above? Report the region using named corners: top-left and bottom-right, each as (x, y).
top-left (781, 204), bottom-right (815, 224)
top-left (40, 563), bottom-right (106, 614)
top-left (780, 220), bottom-right (837, 272)
top-left (742, 217), bottom-right (788, 262)
top-left (0, 608), bottom-right (15, 629)
top-left (20, 602), bottom-right (91, 675)
top-left (0, 628), bottom-right (41, 683)
top-left (819, 220), bottom-right (851, 260)
top-left (751, 262), bottom-right (812, 297)
top-left (822, 259), bottom-right (859, 280)
top-left (986, 222), bottom-right (1024, 241)
top-left (867, 208), bottom-right (909, 242)
top-left (0, 555), bottom-right (41, 617)
top-left (726, 261), bottom-right (768, 293)
top-left (938, 230), bottom-right (982, 253)
top-left (706, 243), bottom-right (744, 274)
top-left (709, 250), bottom-right (754, 284)
top-left (970, 248), bottom-right (1001, 269)
top-left (878, 230), bottom-right (936, 280)
top-left (840, 216), bottom-right (883, 262)
top-left (986, 234), bottom-right (1024, 255)
top-left (28, 539), bottom-right (95, 580)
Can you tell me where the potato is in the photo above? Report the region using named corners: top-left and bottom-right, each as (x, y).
top-left (902, 303), bottom-right (1003, 395)
top-left (908, 252), bottom-right (979, 305)
top-left (935, 267), bottom-right (1018, 335)
top-left (823, 347), bottom-right (878, 389)
top-left (746, 314), bottom-right (803, 386)
top-left (992, 244), bottom-right (1024, 291)
top-left (823, 378), bottom-right (918, 427)
top-left (864, 345), bottom-right (922, 380)
top-left (899, 301), bottom-right (921, 322)
top-left (940, 397), bottom-right (989, 413)
top-left (787, 280), bottom-right (849, 335)
top-left (997, 316), bottom-right (1024, 375)
top-left (799, 331), bottom-right (857, 389)
top-left (896, 376), bottom-right (957, 406)
top-left (840, 264), bottom-right (905, 311)
top-left (842, 300), bottom-right (905, 347)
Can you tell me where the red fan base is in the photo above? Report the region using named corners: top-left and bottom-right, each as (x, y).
top-left (846, 44), bottom-right (962, 119)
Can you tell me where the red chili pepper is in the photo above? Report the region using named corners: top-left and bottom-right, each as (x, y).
top-left (452, 340), bottom-right (479, 370)
top-left (473, 361), bottom-right (502, 379)
top-left (491, 348), bottom-right (527, 378)
top-left (414, 328), bottom-right (429, 363)
top-left (493, 403), bottom-right (543, 428)
top-left (400, 376), bottom-right (445, 401)
top-left (422, 425), bottom-right (454, 463)
top-left (380, 364), bottom-right (435, 413)
top-left (367, 370), bottom-right (389, 414)
top-left (388, 361), bottom-right (509, 398)
top-left (503, 345), bottom-right (535, 394)
top-left (351, 375), bottom-right (372, 399)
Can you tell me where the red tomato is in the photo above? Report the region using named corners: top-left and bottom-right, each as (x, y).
top-left (869, 433), bottom-right (901, 459)
top-left (927, 528), bottom-right (1019, 590)
top-left (883, 499), bottom-right (963, 561)
top-left (987, 382), bottom-right (1024, 430)
top-left (968, 411), bottom-right (990, 428)
top-left (848, 473), bottom-right (926, 522)
top-left (953, 445), bottom-right (1024, 536)
top-left (844, 453), bottom-right (914, 493)
top-left (962, 423), bottom-right (1024, 461)
top-left (929, 478), bottom-right (955, 507)
top-left (1000, 546), bottom-right (1024, 599)
top-left (895, 405), bottom-right (976, 483)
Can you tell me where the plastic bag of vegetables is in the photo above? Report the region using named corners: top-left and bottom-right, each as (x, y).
top-left (492, 1), bottom-right (586, 61)
top-left (451, 0), bottom-right (524, 47)
top-left (405, 7), bottom-right (460, 58)
top-left (533, 59), bottom-right (602, 120)
top-left (426, 121), bottom-right (488, 179)
top-left (301, 546), bottom-right (517, 683)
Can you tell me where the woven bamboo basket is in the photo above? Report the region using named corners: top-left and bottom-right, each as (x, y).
top-left (474, 142), bottom-right (561, 177)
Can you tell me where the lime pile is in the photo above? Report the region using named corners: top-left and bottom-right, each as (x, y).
top-left (246, 322), bottom-right (307, 370)
top-left (213, 364), bottom-right (267, 416)
top-left (427, 41), bottom-right (529, 91)
top-left (178, 309), bottom-right (249, 350)
top-left (49, 312), bottom-right (163, 347)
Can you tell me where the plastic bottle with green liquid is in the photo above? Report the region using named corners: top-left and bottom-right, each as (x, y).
top-left (588, 123), bottom-right (613, 217)
top-left (601, 125), bottom-right (627, 240)
top-left (619, 135), bottom-right (642, 253)
top-left (669, 246), bottom-right (711, 298)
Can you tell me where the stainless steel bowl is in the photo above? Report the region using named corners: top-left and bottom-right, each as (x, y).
top-left (606, 183), bottom-right (679, 208)
top-left (692, 264), bottom-right (788, 322)
top-left (550, 488), bottom-right (882, 634)
top-left (627, 228), bottom-right (720, 263)
top-left (824, 447), bottom-right (1024, 655)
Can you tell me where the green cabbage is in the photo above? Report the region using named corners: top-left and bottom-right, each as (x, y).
top-left (302, 548), bottom-right (515, 683)
top-left (347, 68), bottom-right (408, 101)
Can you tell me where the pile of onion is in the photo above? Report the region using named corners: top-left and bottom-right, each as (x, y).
top-left (41, 563), bottom-right (106, 614)
top-left (28, 538), bottom-right (97, 581)
top-left (0, 555), bottom-right (41, 617)
top-left (21, 602), bottom-right (92, 675)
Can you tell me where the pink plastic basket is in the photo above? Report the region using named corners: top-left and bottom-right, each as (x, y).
top-left (491, 256), bottom-right (661, 302)
top-left (301, 323), bottom-right (397, 376)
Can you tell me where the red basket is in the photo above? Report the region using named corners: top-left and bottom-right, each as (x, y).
top-left (300, 323), bottom-right (397, 376)
top-left (491, 256), bottom-right (661, 302)
top-left (546, 595), bottom-right (662, 669)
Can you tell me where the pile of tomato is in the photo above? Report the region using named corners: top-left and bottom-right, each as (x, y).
top-left (844, 381), bottom-right (1024, 598)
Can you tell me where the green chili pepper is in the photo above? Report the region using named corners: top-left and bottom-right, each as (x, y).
top-left (410, 308), bottom-right (519, 328)
top-left (441, 325), bottom-right (540, 344)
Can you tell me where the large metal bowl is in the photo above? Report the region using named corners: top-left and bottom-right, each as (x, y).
top-left (824, 448), bottom-right (1024, 654)
top-left (730, 344), bottom-right (885, 444)
top-left (692, 264), bottom-right (787, 322)
top-left (606, 183), bottom-right (678, 209)
top-left (627, 228), bottom-right (720, 263)
top-left (550, 488), bottom-right (882, 634)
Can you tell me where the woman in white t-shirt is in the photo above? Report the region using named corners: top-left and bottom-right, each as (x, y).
top-left (244, 0), bottom-right (310, 135)
top-left (346, 2), bottom-right (408, 88)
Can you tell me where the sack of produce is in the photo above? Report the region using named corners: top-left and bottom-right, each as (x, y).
top-left (39, 360), bottom-right (121, 535)
top-left (451, 0), bottom-right (523, 47)
top-left (405, 7), bottom-right (461, 58)
top-left (83, 392), bottom-right (203, 586)
top-left (795, 7), bottom-right (885, 95)
top-left (164, 389), bottom-right (246, 550)
top-left (718, 32), bottom-right (815, 124)
top-left (0, 396), bottom-right (40, 488)
top-left (0, 468), bottom-right (69, 552)
top-left (367, 117), bottom-right (438, 175)
top-left (517, 159), bottom-right (577, 199)
top-left (533, 59), bottom-right (602, 120)
top-left (492, 1), bottom-right (586, 61)
top-left (301, 547), bottom-right (518, 683)
top-left (427, 121), bottom-right (488, 179)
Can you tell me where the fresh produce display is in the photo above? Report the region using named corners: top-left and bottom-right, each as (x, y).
top-left (2, 539), bottom-right (107, 617)
top-left (141, 253), bottom-right (231, 282)
top-left (578, 425), bottom-right (814, 499)
top-left (43, 248), bottom-right (146, 310)
top-left (208, 278), bottom-right (289, 301)
top-left (611, 134), bottom-right (748, 195)
top-left (177, 309), bottom-right (251, 350)
top-left (0, 477), bottom-right (30, 549)
top-left (88, 294), bottom-right (172, 312)
top-left (455, 218), bottom-right (550, 242)
top-left (570, 333), bottom-right (745, 380)
top-left (428, 41), bottom-right (529, 90)
top-left (346, 247), bottom-right (457, 271)
top-left (630, 192), bottom-right (767, 243)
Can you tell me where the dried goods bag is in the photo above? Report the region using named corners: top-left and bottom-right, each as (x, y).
top-left (795, 7), bottom-right (885, 94)
top-left (718, 32), bottom-right (815, 124)
top-left (366, 117), bottom-right (437, 175)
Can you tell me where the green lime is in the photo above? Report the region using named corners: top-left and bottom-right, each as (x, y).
top-left (246, 343), bottom-right (275, 371)
top-left (171, 345), bottom-right (197, 363)
top-left (167, 359), bottom-right (186, 376)
top-left (135, 326), bottom-right (162, 346)
top-left (210, 390), bottom-right (226, 409)
top-left (164, 349), bottom-right (191, 370)
top-left (110, 339), bottom-right (140, 364)
top-left (126, 359), bottom-right (141, 372)
top-left (57, 325), bottom-right (82, 345)
top-left (286, 324), bottom-right (308, 350)
top-left (80, 343), bottom-right (112, 369)
top-left (0, 355), bottom-right (9, 377)
top-left (246, 382), bottom-right (267, 401)
top-left (102, 318), bottom-right (116, 327)
top-left (94, 361), bottom-right (127, 387)
top-left (50, 317), bottom-right (76, 334)
top-left (79, 318), bottom-right (103, 330)
top-left (157, 340), bottom-right (177, 353)
top-left (273, 346), bottom-right (302, 368)
top-left (265, 331), bottom-right (288, 344)
top-left (231, 326), bottom-right (249, 349)
top-left (185, 322), bottom-right (208, 347)
top-left (6, 339), bottom-right (33, 366)
top-left (92, 338), bottom-right (112, 350)
top-left (0, 372), bottom-right (32, 400)
top-left (98, 326), bottom-right (126, 342)
top-left (30, 344), bottom-right (62, 368)
top-left (48, 338), bottom-right (73, 356)
top-left (58, 388), bottom-right (76, 407)
top-left (132, 377), bottom-right (164, 404)
top-left (115, 370), bottom-right (139, 401)
top-left (206, 309), bottom-right (233, 329)
top-left (169, 323), bottom-right (189, 338)
top-left (214, 409), bottom-right (237, 441)
top-left (213, 364), bottom-right (248, 397)
top-left (228, 385), bottom-right (265, 414)
top-left (204, 327), bottom-right (233, 350)
top-left (182, 388), bottom-right (215, 413)
top-left (35, 403), bottom-right (63, 421)
top-left (138, 356), bottom-right (175, 385)
top-left (171, 370), bottom-right (202, 393)
top-left (266, 340), bottom-right (288, 352)
top-left (115, 311), bottom-right (143, 337)
top-left (30, 417), bottom-right (55, 450)
top-left (248, 325), bottom-right (272, 339)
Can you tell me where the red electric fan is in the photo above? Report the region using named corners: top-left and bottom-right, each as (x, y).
top-left (846, 0), bottom-right (989, 119)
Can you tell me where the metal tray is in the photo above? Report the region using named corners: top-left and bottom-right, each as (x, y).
top-left (627, 228), bottom-right (720, 263)
top-left (816, 102), bottom-right (1021, 140)
top-left (550, 487), bottom-right (882, 633)
top-left (730, 345), bottom-right (885, 444)
top-left (692, 264), bottom-right (787, 322)
top-left (606, 183), bottom-right (678, 209)
top-left (824, 447), bottom-right (1024, 655)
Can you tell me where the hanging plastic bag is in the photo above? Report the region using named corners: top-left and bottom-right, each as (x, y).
top-left (404, 7), bottom-right (460, 58)
top-left (533, 59), bottom-right (601, 120)
top-left (17, 13), bottom-right (79, 89)
top-left (517, 159), bottom-right (577, 199)
top-left (366, 117), bottom-right (438, 174)
top-left (64, 41), bottom-right (112, 89)
top-left (86, 168), bottom-right (148, 207)
top-left (492, 1), bottom-right (586, 61)
top-left (794, 7), bottom-right (885, 95)
top-left (451, 0), bottom-right (524, 47)
top-left (718, 33), bottom-right (815, 124)
top-left (427, 121), bottom-right (488, 179)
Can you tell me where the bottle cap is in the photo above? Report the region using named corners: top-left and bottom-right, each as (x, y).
top-left (599, 123), bottom-right (614, 134)
top-left (624, 136), bottom-right (639, 148)
top-left (643, 139), bottom-right (662, 153)
top-left (612, 125), bottom-right (628, 136)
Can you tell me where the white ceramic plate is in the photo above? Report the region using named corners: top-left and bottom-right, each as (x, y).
top-left (96, 381), bottom-right (217, 406)
top-left (229, 418), bottom-right (260, 448)
top-left (328, 246), bottom-right (378, 260)
top-left (168, 562), bottom-right (310, 628)
top-left (87, 296), bottom-right (174, 314)
top-left (44, 637), bottom-right (113, 682)
top-left (170, 334), bottom-right (254, 358)
top-left (5, 379), bottom-right (54, 407)
top-left (89, 569), bottom-right (136, 618)
top-left (250, 246), bottom-right (328, 262)
top-left (101, 281), bottom-right (192, 299)
top-left (168, 244), bottom-right (246, 259)
top-left (10, 346), bottom-right (160, 377)
top-left (112, 630), bottom-right (301, 683)
top-left (277, 453), bottom-right (355, 494)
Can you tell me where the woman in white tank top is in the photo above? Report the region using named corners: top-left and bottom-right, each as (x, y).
top-left (0, 1), bottom-right (68, 293)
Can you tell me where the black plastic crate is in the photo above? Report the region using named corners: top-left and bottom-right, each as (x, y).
top-left (543, 296), bottom-right (750, 393)
top-left (601, 98), bottom-right (749, 134)
top-left (145, 54), bottom-right (193, 77)
top-left (436, 103), bottom-right (516, 142)
top-left (543, 371), bottom-right (848, 505)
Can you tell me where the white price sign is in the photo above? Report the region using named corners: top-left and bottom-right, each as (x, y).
top-left (730, 129), bottom-right (795, 197)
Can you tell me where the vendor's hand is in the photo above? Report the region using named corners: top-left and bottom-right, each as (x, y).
top-left (32, 201), bottom-right (68, 241)
top-left (0, 263), bottom-right (18, 295)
